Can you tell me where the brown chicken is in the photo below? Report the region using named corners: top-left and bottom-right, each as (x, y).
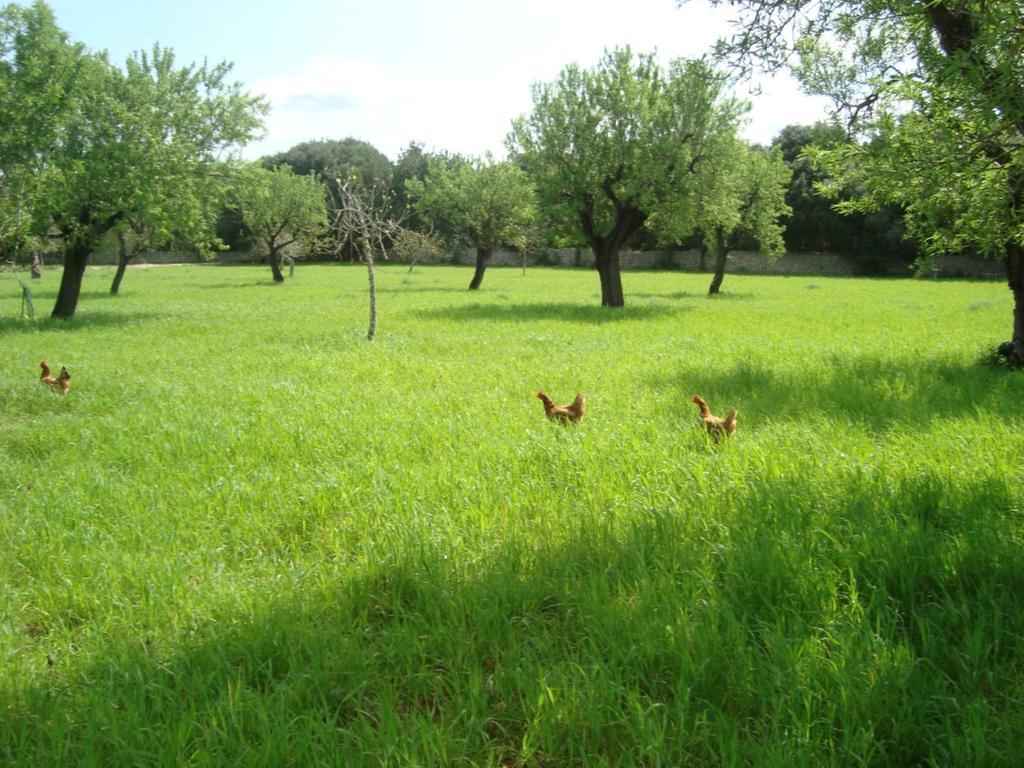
top-left (537, 391), bottom-right (585, 423)
top-left (692, 395), bottom-right (736, 441)
top-left (40, 361), bottom-right (71, 395)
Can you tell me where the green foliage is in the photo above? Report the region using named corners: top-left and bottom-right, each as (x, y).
top-left (699, 0), bottom-right (1024, 261)
top-left (0, 1), bottom-right (84, 254)
top-left (405, 154), bottom-right (538, 253)
top-left (1, 1), bottom-right (266, 315)
top-left (509, 48), bottom-right (746, 248)
top-left (771, 123), bottom-right (919, 270)
top-left (266, 138), bottom-right (393, 192)
top-left (1, 265), bottom-right (1022, 764)
top-left (230, 163), bottom-right (328, 279)
top-left (656, 138), bottom-right (791, 259)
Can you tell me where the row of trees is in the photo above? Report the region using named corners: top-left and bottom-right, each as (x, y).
top-left (4, 1), bottom-right (1020, 360)
top-left (251, 49), bottom-right (793, 303)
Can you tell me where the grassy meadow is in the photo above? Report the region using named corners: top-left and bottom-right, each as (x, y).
top-left (1, 262), bottom-right (1022, 766)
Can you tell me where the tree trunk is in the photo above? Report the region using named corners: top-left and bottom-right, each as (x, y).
top-left (469, 247), bottom-right (491, 290)
top-left (111, 232), bottom-right (131, 295)
top-left (708, 228), bottom-right (728, 295)
top-left (698, 243), bottom-right (707, 272)
top-left (31, 251), bottom-right (42, 279)
top-left (581, 200), bottom-right (645, 308)
top-left (1003, 241), bottom-right (1024, 366)
top-left (51, 240), bottom-right (91, 319)
top-left (594, 243), bottom-right (625, 307)
top-left (366, 254), bottom-right (378, 341)
top-left (269, 248), bottom-right (284, 283)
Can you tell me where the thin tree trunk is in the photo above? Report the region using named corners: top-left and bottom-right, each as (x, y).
top-left (52, 240), bottom-right (91, 319)
top-left (366, 254), bottom-right (378, 341)
top-left (269, 248), bottom-right (284, 283)
top-left (1003, 241), bottom-right (1024, 365)
top-left (698, 243), bottom-right (707, 272)
top-left (708, 228), bottom-right (728, 295)
top-left (469, 247), bottom-right (491, 290)
top-left (111, 231), bottom-right (131, 295)
top-left (30, 251), bottom-right (42, 279)
top-left (594, 244), bottom-right (625, 307)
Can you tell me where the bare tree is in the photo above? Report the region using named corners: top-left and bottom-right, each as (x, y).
top-left (328, 176), bottom-right (405, 341)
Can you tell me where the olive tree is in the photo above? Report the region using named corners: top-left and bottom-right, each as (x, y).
top-left (230, 164), bottom-right (328, 283)
top-left (690, 141), bottom-right (791, 294)
top-left (508, 47), bottom-right (745, 307)
top-left (405, 155), bottom-right (537, 290)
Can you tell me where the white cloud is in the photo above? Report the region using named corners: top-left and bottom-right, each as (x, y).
top-left (243, 2), bottom-right (834, 162)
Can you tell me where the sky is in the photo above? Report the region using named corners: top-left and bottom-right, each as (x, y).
top-left (41, 0), bottom-right (833, 161)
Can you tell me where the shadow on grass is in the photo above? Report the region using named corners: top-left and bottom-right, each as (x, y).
top-left (0, 309), bottom-right (165, 337)
top-left (415, 300), bottom-right (690, 324)
top-left (659, 351), bottom-right (1024, 431)
top-left (191, 281), bottom-right (289, 290)
top-left (4, 471), bottom-right (1022, 765)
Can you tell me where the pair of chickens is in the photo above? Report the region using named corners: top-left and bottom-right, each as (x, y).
top-left (536, 390), bottom-right (738, 441)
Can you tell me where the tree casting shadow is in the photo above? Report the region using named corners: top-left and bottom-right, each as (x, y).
top-left (6, 471), bottom-right (1020, 765)
top-left (415, 300), bottom-right (690, 324)
top-left (0, 309), bottom-right (164, 337)
top-left (656, 351), bottom-right (1024, 431)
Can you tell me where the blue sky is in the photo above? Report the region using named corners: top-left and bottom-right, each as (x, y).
top-left (42, 0), bottom-right (832, 161)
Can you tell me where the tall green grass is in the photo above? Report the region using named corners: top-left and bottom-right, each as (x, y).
top-left (1, 263), bottom-right (1022, 766)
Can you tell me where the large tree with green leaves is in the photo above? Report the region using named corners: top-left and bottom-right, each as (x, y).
top-left (0, 1), bottom-right (83, 262)
top-left (687, 0), bottom-right (1024, 363)
top-left (406, 155), bottom-right (537, 290)
top-left (1, 2), bottom-right (265, 318)
top-left (509, 47), bottom-right (746, 307)
top-left (230, 164), bottom-right (328, 283)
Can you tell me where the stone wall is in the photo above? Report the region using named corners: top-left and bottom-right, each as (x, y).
top-left (452, 247), bottom-right (1003, 279)
top-left (27, 246), bottom-right (1003, 279)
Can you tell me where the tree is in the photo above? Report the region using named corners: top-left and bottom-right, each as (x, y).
top-left (1, 3), bottom-right (266, 318)
top-left (0, 1), bottom-right (83, 264)
top-left (108, 156), bottom-right (234, 295)
top-left (390, 141), bottom-right (429, 226)
top-left (687, 0), bottom-right (1024, 363)
top-left (406, 155), bottom-right (537, 290)
top-left (771, 123), bottom-right (918, 272)
top-left (509, 47), bottom-right (746, 307)
top-left (266, 138), bottom-right (393, 199)
top-left (231, 164), bottom-right (328, 283)
top-left (659, 140), bottom-right (791, 294)
top-left (328, 177), bottom-right (404, 341)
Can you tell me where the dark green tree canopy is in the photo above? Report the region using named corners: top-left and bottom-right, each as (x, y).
top-left (771, 123), bottom-right (917, 268)
top-left (265, 138), bottom-right (393, 190)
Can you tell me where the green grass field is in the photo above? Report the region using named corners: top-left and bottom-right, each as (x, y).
top-left (2, 263), bottom-right (1022, 766)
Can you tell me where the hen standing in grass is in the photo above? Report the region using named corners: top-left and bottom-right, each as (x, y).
top-left (537, 392), bottom-right (585, 423)
top-left (40, 361), bottom-right (71, 395)
top-left (692, 395), bottom-right (736, 441)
